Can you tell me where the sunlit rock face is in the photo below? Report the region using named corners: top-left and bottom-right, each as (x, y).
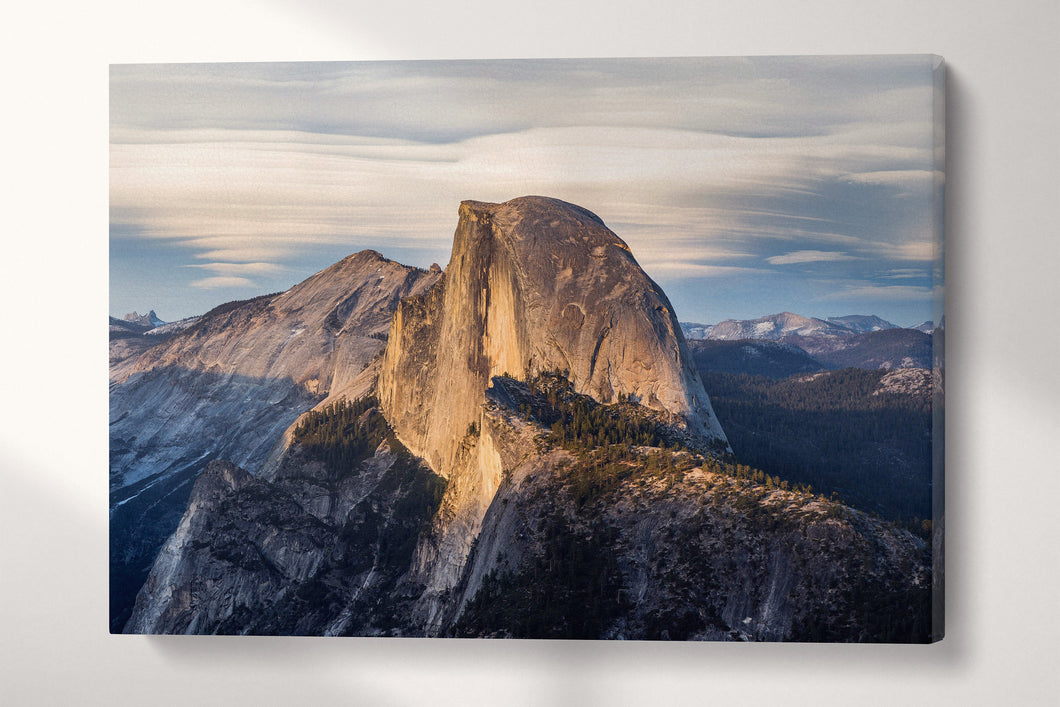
top-left (380, 196), bottom-right (727, 475)
top-left (378, 196), bottom-right (728, 617)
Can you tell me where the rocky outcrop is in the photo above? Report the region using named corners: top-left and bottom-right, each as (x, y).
top-left (874, 367), bottom-right (932, 397)
top-left (124, 310), bottom-right (165, 328)
top-left (125, 437), bottom-right (446, 635)
top-left (377, 196), bottom-right (727, 615)
top-left (109, 250), bottom-right (440, 630)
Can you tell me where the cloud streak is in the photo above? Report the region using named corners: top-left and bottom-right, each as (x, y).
top-left (766, 250), bottom-right (858, 265)
top-left (189, 276), bottom-right (258, 290)
top-left (822, 284), bottom-right (932, 301)
top-left (187, 262), bottom-right (285, 276)
top-left (643, 262), bottom-right (770, 278)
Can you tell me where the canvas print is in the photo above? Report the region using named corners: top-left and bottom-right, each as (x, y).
top-left (110, 56), bottom-right (944, 640)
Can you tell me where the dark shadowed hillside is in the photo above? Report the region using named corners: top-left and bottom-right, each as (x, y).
top-left (803, 328), bottom-right (932, 370)
top-left (700, 368), bottom-right (933, 528)
top-left (687, 339), bottom-right (824, 379)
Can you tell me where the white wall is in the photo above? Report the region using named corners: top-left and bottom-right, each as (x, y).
top-left (1, 1), bottom-right (1057, 704)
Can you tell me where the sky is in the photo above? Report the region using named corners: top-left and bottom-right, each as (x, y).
top-left (110, 56), bottom-right (944, 327)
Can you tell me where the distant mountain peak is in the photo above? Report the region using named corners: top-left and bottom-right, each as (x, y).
top-left (913, 320), bottom-right (935, 333)
top-left (826, 314), bottom-right (898, 333)
top-left (120, 310), bottom-right (165, 329)
top-left (704, 312), bottom-right (846, 341)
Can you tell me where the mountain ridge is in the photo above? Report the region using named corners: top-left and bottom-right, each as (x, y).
top-left (682, 312), bottom-right (915, 340)
top-left (826, 314), bottom-right (898, 333)
top-left (680, 312), bottom-right (931, 370)
top-left (109, 249), bottom-right (441, 629)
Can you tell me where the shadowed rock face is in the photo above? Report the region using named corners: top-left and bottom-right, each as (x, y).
top-left (125, 439), bottom-right (447, 636)
top-left (109, 250), bottom-right (440, 630)
top-left (378, 196), bottom-right (728, 617)
top-left (112, 249), bottom-right (441, 494)
top-left (126, 381), bottom-right (931, 641)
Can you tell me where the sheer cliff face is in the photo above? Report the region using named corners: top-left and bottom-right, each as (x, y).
top-left (380, 196), bottom-right (727, 479)
top-left (378, 196), bottom-right (728, 610)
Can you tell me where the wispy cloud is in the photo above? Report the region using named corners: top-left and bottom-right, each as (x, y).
top-left (189, 276), bottom-right (258, 290)
top-left (875, 241), bottom-right (936, 261)
top-left (822, 284), bottom-right (932, 301)
top-left (843, 169), bottom-right (936, 190)
top-left (192, 247), bottom-right (292, 262)
top-left (187, 262), bottom-right (285, 276)
top-left (644, 263), bottom-right (770, 278)
top-left (881, 268), bottom-right (930, 279)
top-left (766, 250), bottom-right (857, 265)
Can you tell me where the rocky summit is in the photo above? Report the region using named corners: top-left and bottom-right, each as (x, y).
top-left (380, 196), bottom-right (727, 475)
top-left (118, 197), bottom-right (933, 640)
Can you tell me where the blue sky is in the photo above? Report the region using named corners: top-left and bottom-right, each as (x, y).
top-left (110, 56), bottom-right (943, 326)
